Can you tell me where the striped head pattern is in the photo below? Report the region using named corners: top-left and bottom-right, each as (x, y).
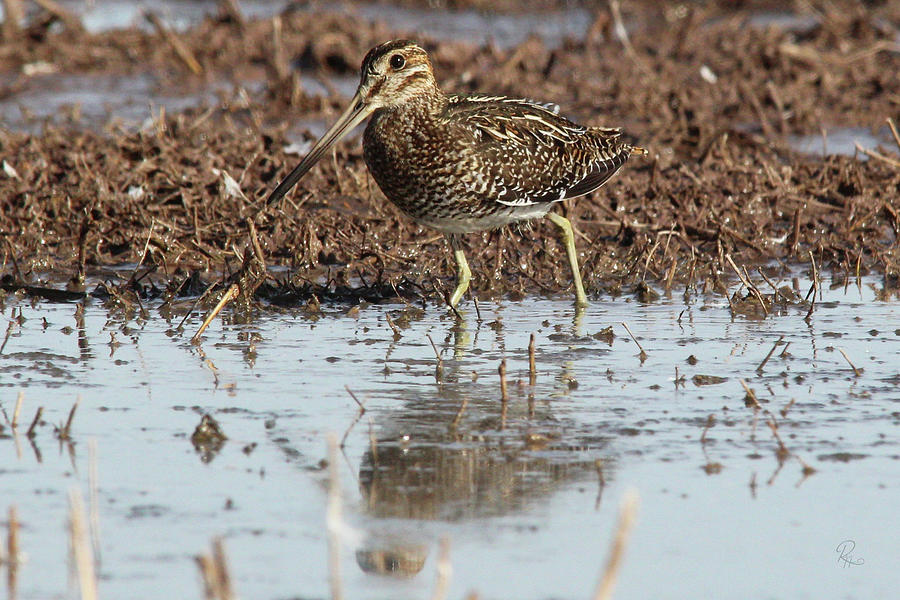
top-left (357, 40), bottom-right (438, 109)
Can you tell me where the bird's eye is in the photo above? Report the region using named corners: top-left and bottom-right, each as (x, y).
top-left (389, 54), bottom-right (405, 70)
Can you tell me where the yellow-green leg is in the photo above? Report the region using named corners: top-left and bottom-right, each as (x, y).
top-left (447, 235), bottom-right (472, 308)
top-left (546, 212), bottom-right (588, 307)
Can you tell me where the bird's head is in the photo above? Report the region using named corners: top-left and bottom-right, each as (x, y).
top-left (264, 40), bottom-right (436, 209)
top-left (356, 40), bottom-right (437, 110)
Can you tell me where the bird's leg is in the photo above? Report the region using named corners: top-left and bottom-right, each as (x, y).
top-left (546, 212), bottom-right (588, 307)
top-left (447, 234), bottom-right (472, 308)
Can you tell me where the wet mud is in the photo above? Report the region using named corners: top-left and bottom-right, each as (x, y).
top-left (0, 1), bottom-right (898, 310)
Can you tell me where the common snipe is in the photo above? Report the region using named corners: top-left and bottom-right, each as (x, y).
top-left (266, 40), bottom-right (644, 307)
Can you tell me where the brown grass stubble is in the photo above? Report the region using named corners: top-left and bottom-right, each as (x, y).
top-left (0, 2), bottom-right (897, 309)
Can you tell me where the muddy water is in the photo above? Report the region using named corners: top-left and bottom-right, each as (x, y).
top-left (1, 275), bottom-right (897, 599)
top-left (58, 0), bottom-right (591, 48)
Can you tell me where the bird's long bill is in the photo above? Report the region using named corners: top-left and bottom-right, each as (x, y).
top-left (265, 91), bottom-right (373, 207)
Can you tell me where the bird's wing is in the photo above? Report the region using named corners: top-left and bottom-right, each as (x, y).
top-left (444, 95), bottom-right (630, 206)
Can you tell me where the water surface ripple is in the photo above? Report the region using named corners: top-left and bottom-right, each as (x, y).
top-left (0, 277), bottom-right (897, 599)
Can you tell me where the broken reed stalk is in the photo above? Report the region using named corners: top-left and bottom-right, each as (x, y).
top-left (61, 398), bottom-right (79, 439)
top-left (739, 379), bottom-right (762, 410)
top-left (756, 337), bottom-right (783, 372)
top-left (780, 398), bottom-right (796, 418)
top-left (837, 348), bottom-right (863, 377)
top-left (33, 0), bottom-right (85, 34)
top-left (144, 11), bottom-right (203, 74)
top-left (591, 489), bottom-right (639, 600)
top-left (725, 254), bottom-right (768, 315)
top-left (212, 539), bottom-right (235, 600)
top-left (594, 460), bottom-right (606, 510)
top-left (756, 268), bottom-right (791, 304)
top-left (68, 488), bottom-right (98, 600)
top-left (344, 386), bottom-right (366, 414)
top-left (855, 143), bottom-right (900, 168)
top-left (12, 391), bottom-right (23, 428)
top-left (192, 284), bottom-right (239, 343)
top-left (430, 537), bottom-right (452, 600)
top-left (888, 117), bottom-right (900, 152)
top-left (7, 505), bottom-right (20, 577)
top-left (804, 281), bottom-right (817, 321)
top-left (499, 359), bottom-right (508, 429)
top-left (384, 313), bottom-right (402, 338)
top-left (700, 414), bottom-right (715, 444)
top-left (808, 250), bottom-right (821, 301)
top-left (426, 333), bottom-right (444, 381)
top-left (450, 398), bottom-right (468, 430)
top-left (26, 406), bottom-right (43, 438)
top-left (196, 538), bottom-right (235, 600)
top-left (766, 417), bottom-right (790, 461)
top-left (1, 0), bottom-right (24, 36)
top-left (498, 359), bottom-right (509, 402)
top-left (88, 439), bottom-right (101, 566)
top-left (620, 322), bottom-right (647, 357)
top-left (795, 454), bottom-right (818, 477)
top-left (608, 0), bottom-right (636, 59)
top-left (197, 553), bottom-right (218, 600)
top-left (219, 0), bottom-right (245, 26)
top-left (326, 433), bottom-right (344, 600)
top-left (271, 16), bottom-right (290, 80)
top-left (528, 333), bottom-right (536, 386)
top-left (175, 278), bottom-right (220, 331)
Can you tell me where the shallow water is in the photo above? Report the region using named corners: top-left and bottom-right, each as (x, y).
top-left (1, 273), bottom-right (897, 599)
top-left (50, 0), bottom-right (592, 49)
top-left (788, 126), bottom-right (894, 158)
top-left (0, 71), bottom-right (362, 134)
top-left (0, 72), bottom-right (231, 133)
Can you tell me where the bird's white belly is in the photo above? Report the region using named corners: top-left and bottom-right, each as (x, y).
top-left (412, 203), bottom-right (553, 234)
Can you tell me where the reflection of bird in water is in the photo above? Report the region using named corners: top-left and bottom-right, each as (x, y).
top-left (354, 383), bottom-right (606, 578)
top-left (356, 541), bottom-right (427, 578)
top-left (265, 39), bottom-right (645, 307)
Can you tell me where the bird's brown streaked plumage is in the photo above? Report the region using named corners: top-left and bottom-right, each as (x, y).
top-left (266, 39), bottom-right (645, 307)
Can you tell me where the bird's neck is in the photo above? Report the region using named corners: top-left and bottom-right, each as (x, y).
top-left (381, 88), bottom-right (448, 121)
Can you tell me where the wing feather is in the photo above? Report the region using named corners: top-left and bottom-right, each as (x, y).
top-left (443, 95), bottom-right (632, 207)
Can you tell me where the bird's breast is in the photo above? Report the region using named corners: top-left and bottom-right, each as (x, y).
top-left (363, 110), bottom-right (470, 205)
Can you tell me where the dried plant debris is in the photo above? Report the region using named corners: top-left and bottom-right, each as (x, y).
top-left (0, 1), bottom-right (898, 307)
